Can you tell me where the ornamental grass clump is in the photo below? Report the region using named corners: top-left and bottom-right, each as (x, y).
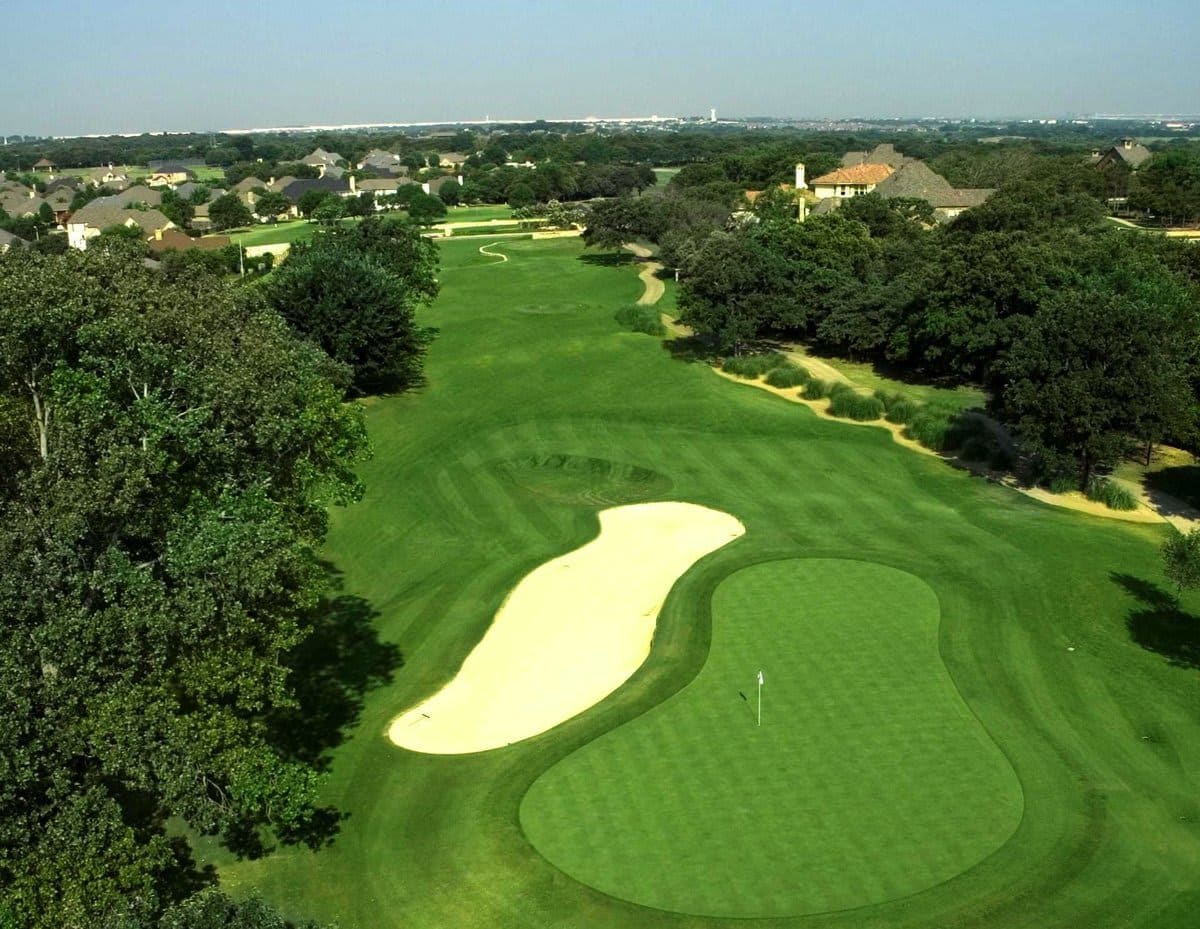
top-left (828, 385), bottom-right (885, 421)
top-left (614, 303), bottom-right (665, 336)
top-left (802, 378), bottom-right (833, 400)
top-left (903, 408), bottom-right (967, 453)
top-left (722, 353), bottom-right (787, 378)
top-left (765, 363), bottom-right (811, 388)
top-left (1087, 478), bottom-right (1138, 511)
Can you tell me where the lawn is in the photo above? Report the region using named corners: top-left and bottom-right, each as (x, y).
top-left (208, 236), bottom-right (1200, 929)
top-left (225, 221), bottom-right (324, 248)
top-left (793, 349), bottom-right (987, 411)
top-left (442, 204), bottom-right (515, 224)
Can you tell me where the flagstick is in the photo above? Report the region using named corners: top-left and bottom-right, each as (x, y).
top-left (757, 671), bottom-right (762, 727)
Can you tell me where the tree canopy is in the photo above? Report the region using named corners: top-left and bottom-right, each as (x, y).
top-left (0, 247), bottom-right (367, 928)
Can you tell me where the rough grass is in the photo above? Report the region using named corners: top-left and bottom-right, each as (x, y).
top-left (614, 303), bottom-right (665, 337)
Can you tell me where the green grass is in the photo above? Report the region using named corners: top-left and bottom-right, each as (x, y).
top-left (1088, 478), bottom-right (1139, 511)
top-left (208, 236), bottom-right (1200, 929)
top-left (443, 204), bottom-right (515, 223)
top-left (614, 303), bottom-right (665, 336)
top-left (190, 166), bottom-right (226, 183)
top-left (799, 351), bottom-right (986, 411)
top-left (522, 559), bottom-right (1022, 916)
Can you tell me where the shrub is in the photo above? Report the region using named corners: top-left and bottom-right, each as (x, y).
top-left (614, 303), bottom-right (665, 337)
top-left (1087, 478), bottom-right (1138, 511)
top-left (765, 363), bottom-right (811, 388)
top-left (802, 378), bottom-right (832, 400)
top-left (1047, 474), bottom-right (1077, 494)
top-left (988, 447), bottom-right (1015, 471)
top-left (960, 436), bottom-right (992, 463)
top-left (722, 353), bottom-right (787, 378)
top-left (884, 399), bottom-right (919, 425)
top-left (828, 387), bottom-right (885, 421)
top-left (904, 409), bottom-right (966, 452)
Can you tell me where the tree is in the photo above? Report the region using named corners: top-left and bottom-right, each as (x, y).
top-left (0, 247), bottom-right (367, 928)
top-left (1129, 151), bottom-right (1200, 226)
top-left (507, 183), bottom-right (535, 209)
top-left (159, 190), bottom-right (196, 228)
top-left (406, 191), bottom-right (446, 225)
top-left (253, 191), bottom-right (290, 221)
top-left (310, 199), bottom-right (344, 225)
top-left (438, 180), bottom-right (461, 206)
top-left (208, 193), bottom-right (252, 230)
top-left (265, 230), bottom-right (437, 394)
top-left (1162, 528), bottom-right (1200, 599)
top-left (297, 189), bottom-right (335, 218)
top-left (995, 236), bottom-right (1199, 488)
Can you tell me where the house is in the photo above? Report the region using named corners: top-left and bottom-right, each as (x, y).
top-left (93, 185), bottom-right (163, 208)
top-left (146, 164), bottom-right (196, 187)
top-left (1094, 138), bottom-right (1153, 171)
top-left (437, 152), bottom-right (469, 167)
top-left (66, 203), bottom-right (173, 250)
top-left (279, 176), bottom-right (351, 205)
top-left (356, 177), bottom-right (416, 195)
top-left (808, 150), bottom-right (995, 222)
top-left (359, 149), bottom-right (402, 171)
top-left (0, 189), bottom-right (48, 219)
top-left (43, 188), bottom-right (76, 224)
top-left (873, 161), bottom-right (994, 219)
top-left (33, 157), bottom-right (56, 173)
top-left (302, 148), bottom-right (343, 170)
top-left (147, 228), bottom-right (231, 254)
top-left (188, 188), bottom-right (227, 230)
top-left (0, 229), bottom-right (27, 252)
top-left (810, 163), bottom-right (896, 200)
top-left (79, 165), bottom-right (130, 189)
top-left (423, 174), bottom-right (464, 196)
top-left (45, 175), bottom-right (80, 194)
top-left (839, 143), bottom-right (909, 169)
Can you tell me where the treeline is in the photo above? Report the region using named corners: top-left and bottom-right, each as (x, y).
top-left (0, 218), bottom-right (436, 928)
top-left (674, 168), bottom-right (1199, 488)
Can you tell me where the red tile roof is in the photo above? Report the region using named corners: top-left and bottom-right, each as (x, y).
top-left (811, 163), bottom-right (895, 186)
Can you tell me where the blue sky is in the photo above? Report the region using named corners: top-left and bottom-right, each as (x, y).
top-left (6, 0), bottom-right (1199, 136)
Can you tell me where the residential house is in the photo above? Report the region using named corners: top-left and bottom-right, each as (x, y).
top-left (147, 164), bottom-right (197, 187)
top-left (1093, 138), bottom-right (1153, 171)
top-left (67, 202), bottom-right (173, 250)
top-left (43, 188), bottom-right (76, 224)
top-left (302, 148), bottom-right (344, 170)
top-left (188, 188), bottom-right (227, 230)
top-left (839, 143), bottom-right (909, 169)
top-left (79, 165), bottom-right (130, 189)
top-left (358, 149), bottom-right (403, 172)
top-left (0, 229), bottom-right (27, 252)
top-left (147, 228), bottom-right (231, 254)
top-left (437, 152), bottom-right (469, 167)
top-left (94, 185), bottom-right (163, 208)
top-left (0, 188), bottom-right (48, 219)
top-left (810, 163), bottom-right (896, 200)
top-left (279, 176), bottom-right (352, 208)
top-left (357, 177), bottom-right (415, 195)
top-left (45, 175), bottom-right (80, 194)
top-left (423, 174), bottom-right (464, 196)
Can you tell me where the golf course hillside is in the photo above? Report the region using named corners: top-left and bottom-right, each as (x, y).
top-left (521, 558), bottom-right (1022, 917)
top-left (213, 237), bottom-right (1200, 929)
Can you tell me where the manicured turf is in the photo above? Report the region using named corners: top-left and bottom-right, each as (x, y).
top-left (442, 204), bottom-right (515, 223)
top-left (522, 558), bottom-right (1023, 916)
top-left (209, 236), bottom-right (1200, 929)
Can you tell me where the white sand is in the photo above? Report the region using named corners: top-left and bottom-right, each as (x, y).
top-left (388, 502), bottom-right (745, 754)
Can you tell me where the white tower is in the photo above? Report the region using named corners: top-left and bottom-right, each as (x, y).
top-left (795, 162), bottom-right (807, 189)
top-left (710, 107), bottom-right (717, 122)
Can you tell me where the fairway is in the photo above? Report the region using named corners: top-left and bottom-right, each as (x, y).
top-left (521, 559), bottom-right (1022, 916)
top-left (213, 236), bottom-right (1200, 929)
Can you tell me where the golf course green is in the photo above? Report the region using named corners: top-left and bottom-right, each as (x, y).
top-left (521, 558), bottom-right (1023, 917)
top-left (212, 237), bottom-right (1200, 929)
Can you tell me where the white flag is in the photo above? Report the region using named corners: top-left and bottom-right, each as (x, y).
top-left (757, 670), bottom-right (764, 686)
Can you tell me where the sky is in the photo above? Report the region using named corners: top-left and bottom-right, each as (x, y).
top-left (5, 0), bottom-right (1200, 137)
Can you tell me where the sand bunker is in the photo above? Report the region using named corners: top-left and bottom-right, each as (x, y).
top-left (389, 501), bottom-right (745, 754)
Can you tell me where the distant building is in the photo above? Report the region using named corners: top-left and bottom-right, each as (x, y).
top-left (1093, 137), bottom-right (1153, 171)
top-left (33, 157), bottom-right (56, 173)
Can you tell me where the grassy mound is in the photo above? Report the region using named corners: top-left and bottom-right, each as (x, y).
top-left (491, 454), bottom-right (673, 506)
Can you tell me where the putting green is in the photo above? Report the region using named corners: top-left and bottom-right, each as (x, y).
top-left (520, 558), bottom-right (1023, 917)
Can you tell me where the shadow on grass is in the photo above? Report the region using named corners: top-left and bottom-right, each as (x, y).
top-left (577, 250), bottom-right (637, 267)
top-left (662, 333), bottom-right (715, 364)
top-left (1112, 572), bottom-right (1200, 670)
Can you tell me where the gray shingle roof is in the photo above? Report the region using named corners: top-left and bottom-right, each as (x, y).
top-left (69, 203), bottom-right (172, 233)
top-left (873, 161), bottom-right (993, 209)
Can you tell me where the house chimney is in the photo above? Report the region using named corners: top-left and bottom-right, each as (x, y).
top-left (349, 174), bottom-right (357, 194)
top-left (154, 228), bottom-right (163, 241)
top-left (1123, 138), bottom-right (1134, 149)
top-left (317, 163), bottom-right (326, 178)
top-left (268, 177), bottom-right (275, 188)
top-left (457, 174), bottom-right (464, 186)
top-left (795, 162), bottom-right (807, 190)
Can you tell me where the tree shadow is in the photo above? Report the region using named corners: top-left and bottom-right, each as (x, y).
top-left (662, 333), bottom-right (715, 364)
top-left (577, 251), bottom-right (636, 267)
top-left (1111, 572), bottom-right (1200, 670)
